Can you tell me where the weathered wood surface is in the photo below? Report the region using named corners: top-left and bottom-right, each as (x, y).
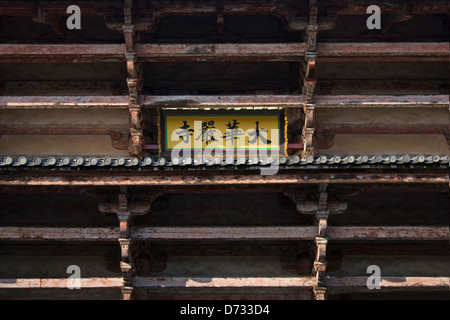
top-left (0, 173), bottom-right (447, 186)
top-left (0, 278), bottom-right (123, 289)
top-left (325, 277), bottom-right (450, 288)
top-left (0, 227), bottom-right (120, 241)
top-left (2, 276), bottom-right (446, 290)
top-left (0, 226), bottom-right (447, 241)
top-left (1, 95), bottom-right (446, 109)
top-left (133, 276), bottom-right (316, 288)
top-left (0, 0), bottom-right (448, 17)
top-left (0, 43), bottom-right (447, 63)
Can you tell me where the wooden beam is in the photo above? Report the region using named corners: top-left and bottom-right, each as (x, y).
top-left (0, 227), bottom-right (119, 241)
top-left (312, 95), bottom-right (449, 108)
top-left (0, 278), bottom-right (124, 289)
top-left (0, 226), bottom-right (447, 242)
top-left (0, 96), bottom-right (129, 109)
top-left (0, 1), bottom-right (123, 16)
top-left (0, 44), bottom-right (126, 63)
top-left (140, 94), bottom-right (449, 108)
top-left (0, 1), bottom-right (448, 17)
top-left (136, 43), bottom-right (306, 62)
top-left (132, 276), bottom-right (316, 288)
top-left (325, 277), bottom-right (450, 289)
top-left (131, 226), bottom-right (318, 241)
top-left (316, 43), bottom-right (449, 62)
top-left (0, 95), bottom-right (446, 109)
top-left (0, 291), bottom-right (122, 300)
top-left (0, 172), bottom-right (447, 186)
top-left (0, 43), bottom-right (447, 63)
top-left (139, 95), bottom-right (305, 108)
top-left (327, 226), bottom-right (450, 241)
top-left (0, 184), bottom-right (447, 195)
top-left (1, 276), bottom-right (446, 290)
top-left (134, 276), bottom-right (450, 289)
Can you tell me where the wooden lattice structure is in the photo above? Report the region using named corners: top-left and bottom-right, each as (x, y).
top-left (0, 0), bottom-right (449, 300)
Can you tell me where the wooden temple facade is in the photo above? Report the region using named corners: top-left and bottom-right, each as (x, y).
top-left (0, 0), bottom-right (449, 300)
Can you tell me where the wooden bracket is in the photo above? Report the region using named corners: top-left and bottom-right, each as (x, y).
top-left (114, 187), bottom-right (162, 300)
top-left (381, 4), bottom-right (413, 34)
top-left (121, 284), bottom-right (134, 300)
top-left (123, 25), bottom-right (135, 52)
top-left (129, 103), bottom-right (142, 128)
top-left (129, 128), bottom-right (143, 158)
top-left (284, 16), bottom-right (337, 32)
top-left (31, 7), bottom-right (64, 36)
top-left (303, 52), bottom-right (317, 102)
top-left (305, 1), bottom-right (318, 51)
top-left (284, 184), bottom-right (351, 300)
top-left (313, 185), bottom-right (329, 299)
top-left (301, 104), bottom-right (316, 159)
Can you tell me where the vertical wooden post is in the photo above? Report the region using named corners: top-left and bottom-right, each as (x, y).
top-left (301, 0), bottom-right (318, 160)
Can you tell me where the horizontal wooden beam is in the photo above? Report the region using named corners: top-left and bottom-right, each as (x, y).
top-left (133, 276), bottom-right (315, 288)
top-left (0, 226), bottom-right (447, 241)
top-left (0, 227), bottom-right (120, 241)
top-left (132, 226), bottom-right (317, 241)
top-left (325, 277), bottom-right (450, 289)
top-left (139, 95), bottom-right (304, 108)
top-left (0, 44), bottom-right (126, 63)
top-left (326, 226), bottom-right (450, 241)
top-left (0, 43), bottom-right (447, 63)
top-left (140, 94), bottom-right (449, 108)
top-left (0, 278), bottom-right (124, 289)
top-left (134, 276), bottom-right (450, 289)
top-left (136, 43), bottom-right (307, 62)
top-left (2, 276), bottom-right (446, 290)
top-left (316, 43), bottom-right (449, 62)
top-left (0, 95), bottom-right (446, 109)
top-left (0, 172), bottom-right (447, 186)
top-left (0, 184), bottom-right (447, 195)
top-left (0, 171), bottom-right (449, 187)
top-left (0, 96), bottom-right (129, 109)
top-left (1, 1), bottom-right (447, 17)
top-left (312, 95), bottom-right (449, 108)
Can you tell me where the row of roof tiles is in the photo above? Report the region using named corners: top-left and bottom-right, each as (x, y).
top-left (0, 154), bottom-right (448, 167)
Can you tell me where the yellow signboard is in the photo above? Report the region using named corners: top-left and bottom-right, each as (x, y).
top-left (159, 109), bottom-right (287, 157)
